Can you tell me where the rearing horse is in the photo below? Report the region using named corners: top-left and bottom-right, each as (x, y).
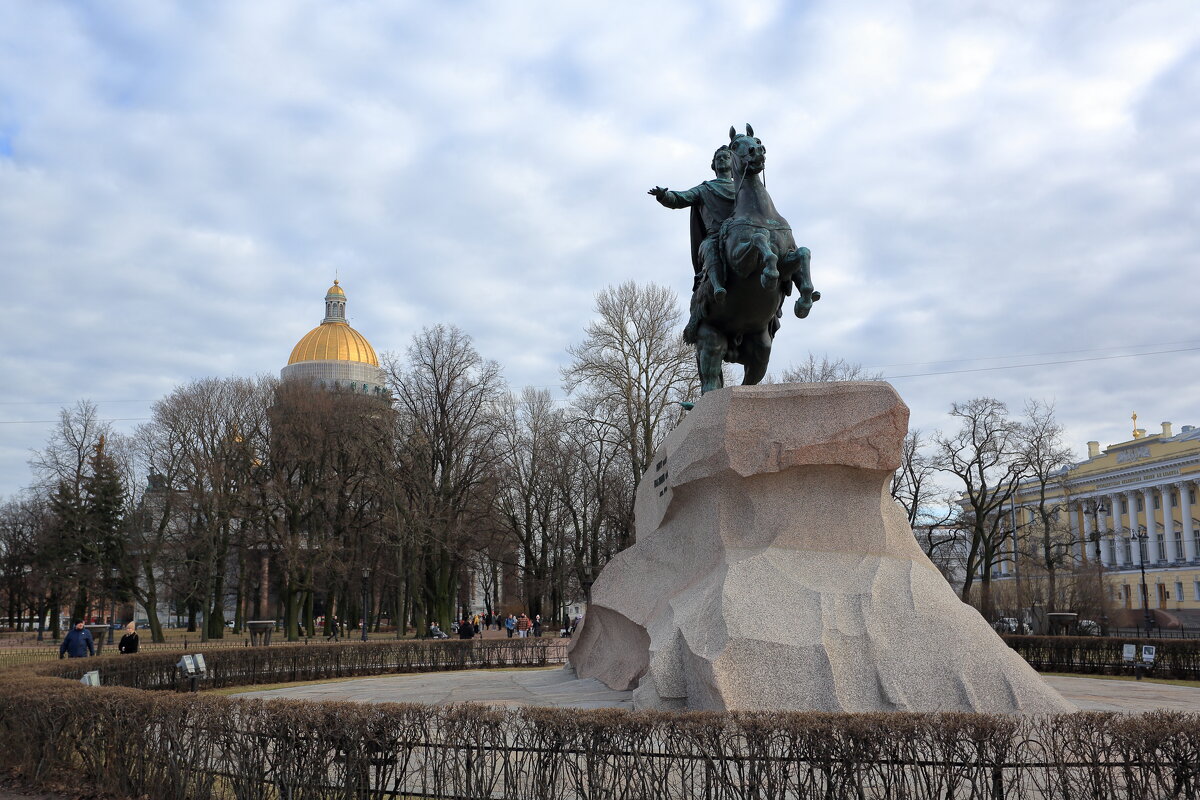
top-left (693, 124), bottom-right (818, 394)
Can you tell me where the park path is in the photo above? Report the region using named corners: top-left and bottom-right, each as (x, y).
top-left (234, 667), bottom-right (1200, 714)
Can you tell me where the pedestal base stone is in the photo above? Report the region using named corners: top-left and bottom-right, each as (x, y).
top-left (568, 382), bottom-right (1071, 713)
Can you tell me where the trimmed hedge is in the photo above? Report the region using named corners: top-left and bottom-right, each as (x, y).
top-left (1003, 635), bottom-right (1200, 679)
top-left (1, 638), bottom-right (1199, 799)
top-left (2, 680), bottom-right (1199, 799)
top-left (41, 637), bottom-right (567, 690)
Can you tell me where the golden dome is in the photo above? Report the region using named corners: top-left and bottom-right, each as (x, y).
top-left (288, 321), bottom-right (379, 366)
top-left (326, 280), bottom-right (345, 297)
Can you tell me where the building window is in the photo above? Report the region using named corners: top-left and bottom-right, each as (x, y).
top-left (1154, 495), bottom-right (1161, 510)
top-left (1137, 497), bottom-right (1144, 512)
top-left (1191, 489), bottom-right (1197, 505)
top-left (1121, 499), bottom-right (1129, 514)
top-left (1175, 582), bottom-right (1184, 603)
top-left (1194, 581), bottom-right (1200, 602)
top-left (1171, 491), bottom-right (1179, 508)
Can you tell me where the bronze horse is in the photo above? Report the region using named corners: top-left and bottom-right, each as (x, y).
top-left (692, 125), bottom-right (818, 394)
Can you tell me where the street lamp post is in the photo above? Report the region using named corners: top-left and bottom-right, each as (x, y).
top-left (107, 567), bottom-right (117, 645)
top-left (581, 564), bottom-right (595, 605)
top-left (1130, 526), bottom-right (1154, 633)
top-left (361, 568), bottom-right (371, 642)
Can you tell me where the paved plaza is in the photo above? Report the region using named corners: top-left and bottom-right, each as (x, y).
top-left (232, 666), bottom-right (1200, 714)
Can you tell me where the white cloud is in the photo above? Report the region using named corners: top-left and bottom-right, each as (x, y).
top-left (2, 0), bottom-right (1199, 496)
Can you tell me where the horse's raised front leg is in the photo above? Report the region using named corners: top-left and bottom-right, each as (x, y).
top-left (755, 231), bottom-right (779, 289)
top-left (785, 246), bottom-right (819, 318)
top-left (696, 323), bottom-right (726, 395)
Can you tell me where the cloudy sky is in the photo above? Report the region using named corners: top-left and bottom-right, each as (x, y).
top-left (2, 0), bottom-right (1199, 498)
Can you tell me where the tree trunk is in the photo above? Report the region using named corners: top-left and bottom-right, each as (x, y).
top-left (233, 553), bottom-right (247, 635)
top-left (49, 596), bottom-right (60, 641)
top-left (303, 588), bottom-right (315, 637)
top-left (72, 587), bottom-right (88, 624)
top-left (259, 553), bottom-right (271, 620)
top-left (979, 572), bottom-right (994, 620)
top-left (284, 576), bottom-right (301, 642)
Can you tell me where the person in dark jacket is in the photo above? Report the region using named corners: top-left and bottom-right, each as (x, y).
top-left (118, 621), bottom-right (139, 654)
top-left (458, 617), bottom-right (475, 639)
top-left (59, 621), bottom-right (94, 659)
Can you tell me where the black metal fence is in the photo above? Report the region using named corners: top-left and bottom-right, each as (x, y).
top-left (1105, 625), bottom-right (1200, 640)
top-left (1001, 634), bottom-right (1200, 679)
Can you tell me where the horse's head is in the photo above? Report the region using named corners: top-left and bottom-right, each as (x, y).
top-left (728, 123), bottom-right (766, 176)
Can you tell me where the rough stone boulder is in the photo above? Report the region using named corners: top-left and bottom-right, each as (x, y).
top-left (568, 382), bottom-right (1072, 713)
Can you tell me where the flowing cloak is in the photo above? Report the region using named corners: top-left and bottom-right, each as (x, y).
top-left (656, 178), bottom-right (736, 281)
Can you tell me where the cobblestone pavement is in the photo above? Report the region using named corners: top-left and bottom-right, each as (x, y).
top-left (233, 667), bottom-right (1200, 713)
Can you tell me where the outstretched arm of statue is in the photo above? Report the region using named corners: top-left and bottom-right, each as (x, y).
top-left (648, 185), bottom-right (698, 210)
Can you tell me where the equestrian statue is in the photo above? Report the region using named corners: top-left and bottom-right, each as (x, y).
top-left (650, 124), bottom-right (818, 394)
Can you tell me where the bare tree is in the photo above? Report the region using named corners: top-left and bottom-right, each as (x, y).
top-left (1018, 400), bottom-right (1076, 611)
top-left (562, 281), bottom-right (698, 549)
top-left (779, 354), bottom-right (883, 383)
top-left (385, 324), bottom-right (506, 635)
top-left (493, 387), bottom-right (568, 619)
top-left (0, 497), bottom-right (48, 632)
top-left (933, 398), bottom-right (1029, 619)
top-left (29, 402), bottom-right (122, 622)
top-left (891, 429), bottom-right (961, 582)
top-left (262, 380), bottom-right (395, 640)
top-left (558, 404), bottom-right (630, 603)
top-left (148, 377), bottom-right (266, 638)
top-left (28, 401), bottom-right (110, 495)
top-left (128, 398), bottom-right (196, 642)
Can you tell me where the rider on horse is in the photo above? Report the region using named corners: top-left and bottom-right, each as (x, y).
top-left (648, 145), bottom-right (736, 343)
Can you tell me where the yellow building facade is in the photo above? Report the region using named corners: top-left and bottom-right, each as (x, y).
top-left (1002, 419), bottom-right (1200, 625)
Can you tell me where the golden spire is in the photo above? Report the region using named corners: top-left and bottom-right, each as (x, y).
top-left (1132, 411), bottom-right (1138, 438)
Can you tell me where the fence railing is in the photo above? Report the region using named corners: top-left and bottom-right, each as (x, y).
top-left (1104, 624), bottom-right (1200, 640)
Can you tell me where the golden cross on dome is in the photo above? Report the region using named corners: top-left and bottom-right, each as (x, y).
top-left (1131, 411), bottom-right (1138, 437)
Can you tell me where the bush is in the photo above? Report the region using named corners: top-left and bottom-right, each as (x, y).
top-left (3, 638), bottom-right (1200, 799)
top-left (39, 637), bottom-right (567, 690)
top-left (1002, 634), bottom-right (1200, 679)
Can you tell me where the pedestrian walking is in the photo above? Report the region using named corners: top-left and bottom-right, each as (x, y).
top-left (118, 621), bottom-right (139, 654)
top-left (516, 613), bottom-right (532, 638)
top-left (59, 620), bottom-right (94, 659)
top-left (505, 614), bottom-right (516, 638)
